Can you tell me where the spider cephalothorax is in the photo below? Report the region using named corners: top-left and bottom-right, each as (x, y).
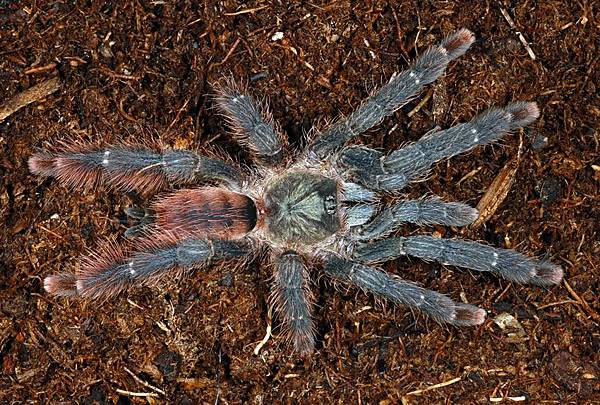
top-left (31, 28), bottom-right (562, 355)
top-left (262, 172), bottom-right (341, 246)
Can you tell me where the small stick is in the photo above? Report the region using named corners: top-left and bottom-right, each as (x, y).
top-left (457, 166), bottom-right (483, 185)
top-left (37, 225), bottom-right (65, 241)
top-left (223, 5), bottom-right (268, 16)
top-left (498, 4), bottom-right (536, 60)
top-left (564, 280), bottom-right (600, 322)
top-left (115, 389), bottom-right (158, 398)
top-left (0, 76), bottom-right (61, 122)
top-left (254, 307), bottom-right (272, 355)
top-left (490, 395), bottom-right (527, 402)
top-left (536, 300), bottom-right (579, 310)
top-left (404, 376), bottom-right (462, 396)
top-left (124, 366), bottom-right (166, 396)
top-left (407, 89), bottom-right (433, 118)
top-left (220, 38), bottom-right (241, 65)
top-left (208, 38), bottom-right (241, 72)
top-left (166, 96), bottom-right (192, 133)
top-left (24, 63), bottom-right (57, 75)
top-left (98, 67), bottom-right (139, 80)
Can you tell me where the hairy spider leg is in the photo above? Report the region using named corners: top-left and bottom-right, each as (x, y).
top-left (271, 252), bottom-right (316, 355)
top-left (44, 238), bottom-right (250, 299)
top-left (353, 236), bottom-right (563, 286)
top-left (29, 145), bottom-right (242, 193)
top-left (340, 181), bottom-right (377, 202)
top-left (356, 197), bottom-right (479, 240)
top-left (322, 254), bottom-right (486, 326)
top-left (340, 102), bottom-right (539, 191)
top-left (309, 28), bottom-right (475, 157)
top-left (215, 80), bottom-right (287, 166)
top-left (345, 204), bottom-right (377, 227)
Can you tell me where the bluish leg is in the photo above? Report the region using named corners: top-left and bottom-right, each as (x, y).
top-left (29, 145), bottom-right (242, 193)
top-left (356, 197), bottom-right (478, 240)
top-left (215, 81), bottom-right (286, 166)
top-left (44, 238), bottom-right (250, 299)
top-left (310, 29), bottom-right (475, 157)
top-left (271, 252), bottom-right (315, 355)
top-left (353, 236), bottom-right (563, 286)
top-left (340, 102), bottom-right (539, 191)
top-left (322, 254), bottom-right (485, 326)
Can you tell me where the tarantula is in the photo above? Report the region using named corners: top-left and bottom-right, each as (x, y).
top-left (31, 29), bottom-right (562, 355)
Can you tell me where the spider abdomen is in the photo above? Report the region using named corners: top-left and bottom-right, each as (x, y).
top-left (151, 188), bottom-right (257, 239)
top-left (263, 172), bottom-right (340, 246)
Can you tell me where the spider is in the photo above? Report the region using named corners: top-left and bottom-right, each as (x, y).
top-left (30, 28), bottom-right (562, 355)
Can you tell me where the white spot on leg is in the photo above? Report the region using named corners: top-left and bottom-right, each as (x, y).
top-left (129, 261), bottom-right (136, 276)
top-left (415, 78), bottom-right (420, 84)
top-left (102, 150), bottom-right (110, 165)
top-left (471, 128), bottom-right (479, 142)
top-left (409, 71), bottom-right (415, 78)
top-left (491, 252), bottom-right (498, 267)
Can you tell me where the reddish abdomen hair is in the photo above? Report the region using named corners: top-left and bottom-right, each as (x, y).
top-left (152, 188), bottom-right (257, 240)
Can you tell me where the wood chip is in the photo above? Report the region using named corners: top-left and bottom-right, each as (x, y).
top-left (472, 134), bottom-right (523, 228)
top-left (0, 76), bottom-right (61, 122)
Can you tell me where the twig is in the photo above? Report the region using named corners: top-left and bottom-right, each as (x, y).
top-left (220, 38), bottom-right (241, 65)
top-left (498, 4), bottom-right (536, 60)
top-left (536, 300), bottom-right (579, 310)
top-left (117, 97), bottom-right (140, 123)
top-left (254, 306), bottom-right (272, 355)
top-left (24, 63), bottom-right (57, 75)
top-left (98, 67), bottom-right (139, 80)
top-left (490, 395), bottom-right (527, 402)
top-left (124, 366), bottom-right (166, 396)
top-left (208, 38), bottom-right (241, 72)
top-left (404, 376), bottom-right (462, 396)
top-left (0, 76), bottom-right (61, 122)
top-left (37, 225), bottom-right (65, 241)
top-left (166, 96), bottom-right (192, 134)
top-left (223, 5), bottom-right (268, 16)
top-left (563, 280), bottom-right (600, 322)
top-left (407, 89), bottom-right (433, 118)
top-left (115, 389), bottom-right (158, 398)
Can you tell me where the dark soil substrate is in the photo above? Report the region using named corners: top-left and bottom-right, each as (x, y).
top-left (1, 1), bottom-right (598, 403)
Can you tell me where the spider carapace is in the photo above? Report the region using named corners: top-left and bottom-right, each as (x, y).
top-left (262, 172), bottom-right (340, 246)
